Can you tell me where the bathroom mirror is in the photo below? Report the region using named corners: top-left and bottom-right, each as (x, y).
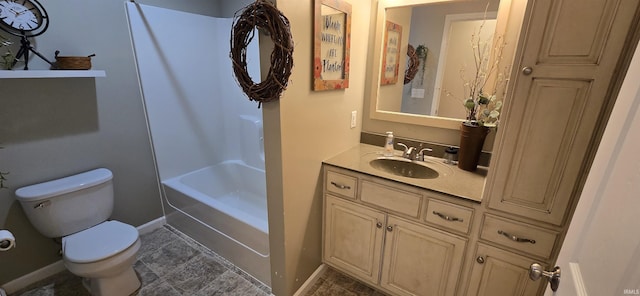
top-left (368, 0), bottom-right (520, 130)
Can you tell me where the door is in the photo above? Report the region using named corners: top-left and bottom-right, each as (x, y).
top-left (380, 216), bottom-right (466, 296)
top-left (323, 194), bottom-right (386, 286)
top-left (487, 0), bottom-right (640, 225)
top-left (545, 40), bottom-right (640, 296)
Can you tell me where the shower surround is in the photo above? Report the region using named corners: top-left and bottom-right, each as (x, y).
top-left (126, 3), bottom-right (269, 286)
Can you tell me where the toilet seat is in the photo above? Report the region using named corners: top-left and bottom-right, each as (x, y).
top-left (63, 220), bottom-right (139, 263)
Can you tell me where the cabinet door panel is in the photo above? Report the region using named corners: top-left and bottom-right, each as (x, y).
top-left (466, 244), bottom-right (544, 296)
top-left (487, 0), bottom-right (639, 225)
top-left (324, 194), bottom-right (386, 285)
top-left (380, 217), bottom-right (466, 296)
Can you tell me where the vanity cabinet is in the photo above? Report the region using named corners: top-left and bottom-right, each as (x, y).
top-left (324, 194), bottom-right (385, 285)
top-left (486, 0), bottom-right (640, 226)
top-left (472, 0), bottom-right (640, 293)
top-left (466, 244), bottom-right (545, 296)
top-left (380, 216), bottom-right (466, 296)
top-left (323, 165), bottom-right (472, 296)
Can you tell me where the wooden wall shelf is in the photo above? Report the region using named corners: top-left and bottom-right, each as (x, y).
top-left (0, 70), bottom-right (106, 79)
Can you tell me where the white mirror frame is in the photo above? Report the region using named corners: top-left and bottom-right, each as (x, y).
top-left (368, 0), bottom-right (514, 130)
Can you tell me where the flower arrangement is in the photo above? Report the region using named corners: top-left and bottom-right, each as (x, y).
top-left (446, 19), bottom-right (509, 128)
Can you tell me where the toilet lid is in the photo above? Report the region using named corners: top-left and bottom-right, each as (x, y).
top-left (63, 220), bottom-right (139, 263)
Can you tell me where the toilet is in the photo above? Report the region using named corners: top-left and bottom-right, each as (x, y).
top-left (15, 168), bottom-right (141, 296)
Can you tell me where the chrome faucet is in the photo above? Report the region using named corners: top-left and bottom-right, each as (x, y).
top-left (397, 143), bottom-right (432, 161)
top-left (414, 148), bottom-right (433, 161)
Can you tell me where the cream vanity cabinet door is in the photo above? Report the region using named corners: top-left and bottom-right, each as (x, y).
top-left (466, 244), bottom-right (544, 296)
top-left (380, 216), bottom-right (466, 296)
top-left (486, 0), bottom-right (639, 225)
top-left (323, 194), bottom-right (386, 286)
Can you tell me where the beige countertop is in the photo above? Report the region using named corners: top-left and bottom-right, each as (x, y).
top-left (323, 143), bottom-right (487, 202)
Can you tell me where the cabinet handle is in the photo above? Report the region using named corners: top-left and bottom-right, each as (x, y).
top-left (522, 66), bottom-right (533, 75)
top-left (330, 181), bottom-right (351, 190)
top-left (433, 211), bottom-right (463, 222)
top-left (376, 221), bottom-right (383, 228)
top-left (386, 225), bottom-right (393, 232)
top-left (476, 256), bottom-right (485, 264)
top-left (498, 230), bottom-right (536, 244)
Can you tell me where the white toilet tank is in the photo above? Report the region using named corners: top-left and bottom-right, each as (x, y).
top-left (15, 168), bottom-right (115, 238)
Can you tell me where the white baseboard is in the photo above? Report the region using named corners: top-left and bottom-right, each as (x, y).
top-left (1, 260), bottom-right (65, 294)
top-left (1, 216), bottom-right (167, 294)
top-left (136, 216), bottom-right (166, 235)
top-left (293, 264), bottom-right (328, 296)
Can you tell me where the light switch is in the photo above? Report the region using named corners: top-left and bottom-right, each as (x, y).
top-left (350, 110), bottom-right (357, 128)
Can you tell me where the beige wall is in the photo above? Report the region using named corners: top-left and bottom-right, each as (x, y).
top-left (264, 0), bottom-right (371, 294)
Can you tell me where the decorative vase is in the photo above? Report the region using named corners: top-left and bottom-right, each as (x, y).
top-left (457, 122), bottom-right (489, 171)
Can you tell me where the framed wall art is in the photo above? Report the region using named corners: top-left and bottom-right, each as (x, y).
top-left (380, 21), bottom-right (402, 85)
top-left (313, 0), bottom-right (351, 91)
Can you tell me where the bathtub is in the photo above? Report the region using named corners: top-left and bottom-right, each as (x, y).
top-left (162, 160), bottom-right (270, 285)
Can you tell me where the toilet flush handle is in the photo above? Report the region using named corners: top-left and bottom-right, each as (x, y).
top-left (33, 200), bottom-right (51, 209)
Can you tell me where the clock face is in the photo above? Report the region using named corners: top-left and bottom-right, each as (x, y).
top-left (0, 0), bottom-right (43, 32)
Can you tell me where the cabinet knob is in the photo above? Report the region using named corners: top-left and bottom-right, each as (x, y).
top-left (376, 221), bottom-right (383, 228)
top-left (386, 225), bottom-right (393, 232)
top-left (522, 66), bottom-right (533, 75)
top-left (476, 256), bottom-right (485, 264)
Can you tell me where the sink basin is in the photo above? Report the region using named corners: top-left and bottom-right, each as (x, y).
top-left (369, 158), bottom-right (440, 179)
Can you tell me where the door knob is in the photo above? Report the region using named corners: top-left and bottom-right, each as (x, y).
top-left (529, 263), bottom-right (561, 291)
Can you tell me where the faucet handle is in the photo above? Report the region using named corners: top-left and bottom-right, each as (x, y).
top-left (415, 148), bottom-right (433, 161)
top-left (397, 142), bottom-right (408, 153)
top-left (397, 142), bottom-right (414, 158)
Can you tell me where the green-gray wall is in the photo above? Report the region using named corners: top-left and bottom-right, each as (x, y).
top-left (0, 0), bottom-right (245, 285)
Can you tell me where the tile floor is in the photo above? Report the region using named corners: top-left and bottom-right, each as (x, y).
top-left (304, 268), bottom-right (388, 296)
top-left (11, 225), bottom-right (271, 296)
top-left (10, 225), bottom-right (386, 296)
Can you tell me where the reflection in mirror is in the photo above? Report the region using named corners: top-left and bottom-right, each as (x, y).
top-left (414, 12), bottom-right (497, 118)
top-left (374, 0), bottom-right (510, 128)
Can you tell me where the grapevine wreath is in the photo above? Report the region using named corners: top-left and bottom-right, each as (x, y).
top-left (231, 0), bottom-right (294, 108)
top-left (404, 44), bottom-right (419, 85)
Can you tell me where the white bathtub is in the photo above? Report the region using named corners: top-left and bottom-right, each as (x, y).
top-left (162, 160), bottom-right (270, 284)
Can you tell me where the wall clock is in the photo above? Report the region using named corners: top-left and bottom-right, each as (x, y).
top-left (0, 0), bottom-right (52, 69)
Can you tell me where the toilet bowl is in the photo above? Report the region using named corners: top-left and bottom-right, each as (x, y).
top-left (15, 168), bottom-right (141, 296)
top-left (63, 221), bottom-right (141, 296)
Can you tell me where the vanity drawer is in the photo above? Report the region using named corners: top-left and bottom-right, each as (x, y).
top-left (425, 199), bottom-right (473, 234)
top-left (326, 170), bottom-right (357, 199)
top-left (480, 214), bottom-right (559, 259)
top-left (360, 180), bottom-right (422, 218)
